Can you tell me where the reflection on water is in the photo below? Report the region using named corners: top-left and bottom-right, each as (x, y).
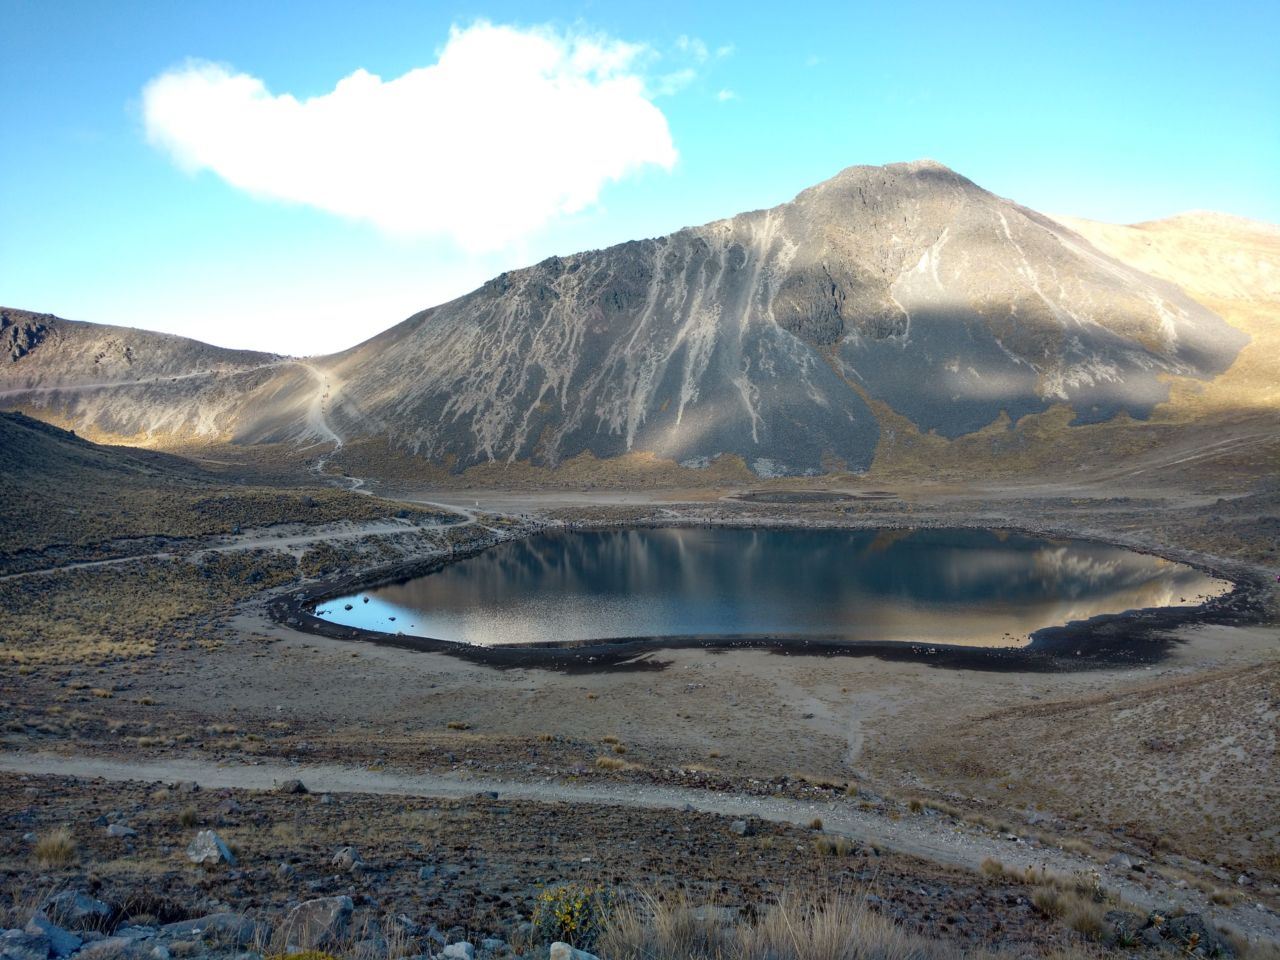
top-left (313, 528), bottom-right (1230, 648)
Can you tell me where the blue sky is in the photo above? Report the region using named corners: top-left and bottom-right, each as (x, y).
top-left (2, 0), bottom-right (1277, 355)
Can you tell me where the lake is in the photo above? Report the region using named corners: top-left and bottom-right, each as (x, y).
top-left (312, 527), bottom-right (1229, 648)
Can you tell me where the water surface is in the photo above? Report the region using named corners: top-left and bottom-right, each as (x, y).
top-left (313, 528), bottom-right (1229, 648)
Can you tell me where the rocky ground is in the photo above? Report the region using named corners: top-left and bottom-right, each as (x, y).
top-left (2, 479), bottom-right (1279, 959)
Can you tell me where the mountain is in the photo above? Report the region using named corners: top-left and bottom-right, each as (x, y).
top-left (0, 161), bottom-right (1259, 479)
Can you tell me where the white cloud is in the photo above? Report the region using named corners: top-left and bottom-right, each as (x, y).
top-left (142, 22), bottom-right (678, 251)
top-left (716, 89), bottom-right (738, 102)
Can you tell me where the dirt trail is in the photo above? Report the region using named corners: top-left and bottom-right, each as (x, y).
top-left (2, 751), bottom-right (1274, 941)
top-left (0, 519), bottom-right (454, 583)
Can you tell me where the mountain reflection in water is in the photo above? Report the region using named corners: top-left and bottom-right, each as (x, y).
top-left (314, 528), bottom-right (1230, 648)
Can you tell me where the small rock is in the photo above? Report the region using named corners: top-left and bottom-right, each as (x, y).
top-left (41, 892), bottom-right (113, 932)
top-left (149, 947), bottom-right (169, 960)
top-left (112, 928), bottom-right (156, 942)
top-left (1106, 853), bottom-right (1133, 870)
top-left (417, 866), bottom-right (437, 882)
top-left (105, 824), bottom-right (137, 838)
top-left (277, 863), bottom-right (296, 879)
top-left (319, 795), bottom-right (334, 805)
top-left (174, 782), bottom-right (200, 794)
top-left (479, 939), bottom-right (506, 953)
top-left (279, 896), bottom-right (353, 950)
top-left (186, 830), bottom-right (235, 867)
top-left (548, 944), bottom-right (600, 960)
top-left (26, 913), bottom-right (82, 957)
top-left (1, 930), bottom-right (50, 960)
top-left (441, 944), bottom-right (474, 960)
top-left (276, 780), bottom-right (308, 795)
top-left (729, 819), bottom-right (753, 836)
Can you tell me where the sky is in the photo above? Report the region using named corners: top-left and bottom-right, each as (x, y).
top-left (2, 0), bottom-right (1278, 356)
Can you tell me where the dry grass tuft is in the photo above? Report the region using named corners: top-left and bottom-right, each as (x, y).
top-left (445, 721), bottom-right (471, 731)
top-left (812, 834), bottom-right (854, 858)
top-left (34, 826), bottom-right (77, 867)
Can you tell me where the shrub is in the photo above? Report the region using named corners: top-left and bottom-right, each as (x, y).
top-left (813, 834), bottom-right (854, 857)
top-left (533, 884), bottom-right (609, 949)
top-left (34, 826), bottom-right (77, 867)
top-left (979, 857), bottom-right (1006, 877)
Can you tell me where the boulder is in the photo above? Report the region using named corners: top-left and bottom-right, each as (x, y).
top-left (548, 945), bottom-right (600, 960)
top-left (186, 830), bottom-right (235, 866)
top-left (24, 915), bottom-right (81, 957)
top-left (105, 824), bottom-right (137, 838)
top-left (40, 892), bottom-right (112, 932)
top-left (1106, 853), bottom-right (1133, 870)
top-left (159, 914), bottom-right (260, 947)
top-left (276, 780), bottom-right (308, 795)
top-left (441, 944), bottom-right (474, 960)
top-left (1163, 914), bottom-right (1233, 957)
top-left (279, 896), bottom-right (353, 950)
top-left (0, 930), bottom-right (49, 960)
top-left (331, 846), bottom-right (363, 872)
top-left (729, 820), bottom-right (753, 836)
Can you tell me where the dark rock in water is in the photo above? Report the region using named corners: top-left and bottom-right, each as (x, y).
top-left (279, 896), bottom-right (353, 950)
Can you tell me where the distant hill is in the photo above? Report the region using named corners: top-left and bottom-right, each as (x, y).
top-left (2, 161), bottom-right (1270, 483)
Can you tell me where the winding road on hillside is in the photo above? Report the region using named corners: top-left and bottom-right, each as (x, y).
top-left (1, 751), bottom-right (1275, 943)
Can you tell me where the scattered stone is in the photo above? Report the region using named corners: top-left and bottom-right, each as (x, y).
top-left (417, 866), bottom-right (437, 882)
top-left (1, 930), bottom-right (50, 960)
top-left (41, 892), bottom-right (113, 932)
top-left (186, 830), bottom-right (236, 867)
top-left (548, 944), bottom-right (600, 960)
top-left (174, 782), bottom-right (200, 794)
top-left (26, 913), bottom-right (82, 957)
top-left (279, 896), bottom-right (353, 950)
top-left (277, 863), bottom-right (296, 879)
top-left (159, 914), bottom-right (260, 947)
top-left (729, 819), bottom-right (753, 836)
top-left (105, 824), bottom-right (137, 838)
top-left (276, 780), bottom-right (308, 795)
top-left (1106, 853), bottom-right (1133, 870)
top-left (441, 944), bottom-right (474, 960)
top-left (319, 795), bottom-right (334, 805)
top-left (479, 939), bottom-right (507, 954)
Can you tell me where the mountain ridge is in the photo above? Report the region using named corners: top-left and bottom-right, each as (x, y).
top-left (1, 160), bottom-right (1265, 480)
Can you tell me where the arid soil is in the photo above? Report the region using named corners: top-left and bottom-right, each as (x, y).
top-left (2, 476), bottom-right (1278, 955)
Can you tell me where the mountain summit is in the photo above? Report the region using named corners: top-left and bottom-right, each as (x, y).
top-left (0, 161), bottom-right (1250, 477)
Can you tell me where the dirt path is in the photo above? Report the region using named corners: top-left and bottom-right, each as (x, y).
top-left (0, 519), bottom-right (455, 583)
top-left (2, 751), bottom-right (1274, 941)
